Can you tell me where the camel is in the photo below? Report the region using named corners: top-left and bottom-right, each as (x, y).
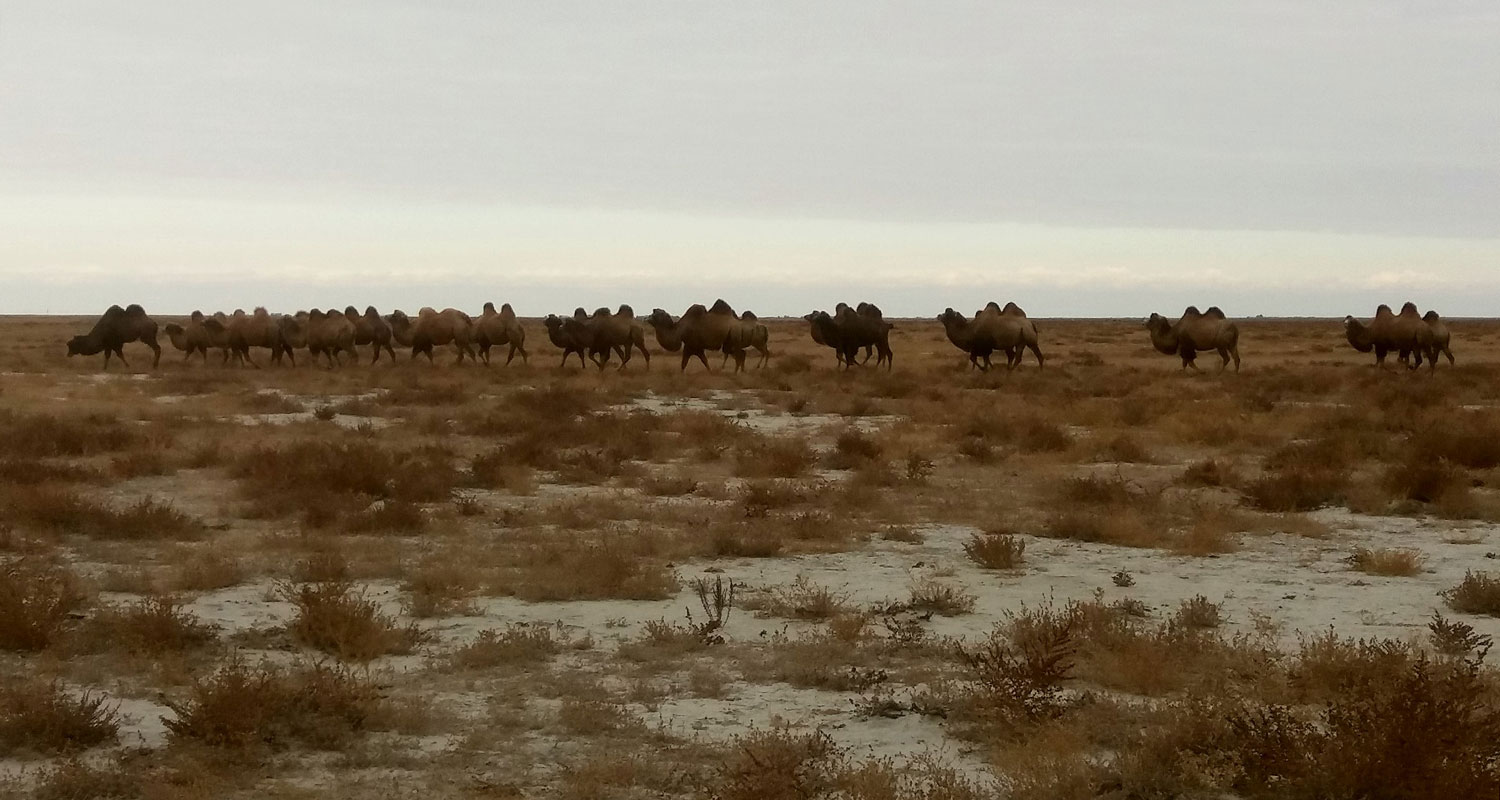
top-left (1421, 310), bottom-right (1455, 366)
top-left (803, 307), bottom-right (893, 370)
top-left (833, 303), bottom-right (894, 370)
top-left (939, 302), bottom-right (1044, 371)
top-left (343, 306), bottom-right (397, 364)
top-left (387, 308), bottom-right (477, 364)
top-left (806, 309), bottom-right (869, 367)
top-left (644, 300), bottom-right (750, 372)
top-left (227, 308), bottom-right (298, 367)
top-left (163, 311), bottom-right (233, 364)
top-left (474, 302), bottom-right (529, 366)
top-left (721, 309), bottom-right (770, 369)
top-left (67, 304), bottom-right (161, 369)
top-left (581, 305), bottom-right (651, 370)
top-left (543, 313), bottom-right (593, 368)
top-left (1344, 303), bottom-right (1433, 371)
top-left (1146, 306), bottom-right (1241, 372)
top-left (297, 309), bottom-right (359, 368)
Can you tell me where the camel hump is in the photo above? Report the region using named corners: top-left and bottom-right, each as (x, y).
top-left (500, 302), bottom-right (514, 315)
top-left (858, 302), bottom-right (883, 317)
top-left (483, 301), bottom-right (497, 313)
top-left (709, 299), bottom-right (734, 314)
top-left (344, 305), bottom-right (359, 316)
top-left (1182, 305), bottom-right (1203, 318)
top-left (1203, 306), bottom-right (1226, 319)
top-left (190, 310), bottom-right (205, 322)
top-left (1002, 302), bottom-right (1025, 316)
top-left (164, 323), bottom-right (183, 335)
top-left (1399, 302), bottom-right (1421, 317)
top-left (983, 301), bottom-right (1003, 313)
top-left (617, 303), bottom-right (635, 317)
top-left (203, 318), bottom-right (226, 334)
top-left (123, 303), bottom-right (146, 316)
top-left (740, 310), bottom-right (758, 322)
top-left (1375, 303), bottom-right (1394, 315)
top-left (1424, 310), bottom-right (1441, 322)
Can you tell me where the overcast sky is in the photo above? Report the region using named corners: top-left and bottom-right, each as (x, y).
top-left (2, 1), bottom-right (1497, 316)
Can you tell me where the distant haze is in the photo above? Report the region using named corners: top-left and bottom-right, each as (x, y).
top-left (3, 2), bottom-right (1497, 316)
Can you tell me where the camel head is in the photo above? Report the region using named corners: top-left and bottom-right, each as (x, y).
top-left (66, 336), bottom-right (88, 357)
top-left (645, 309), bottom-right (674, 328)
top-left (543, 314), bottom-right (564, 332)
top-left (1145, 313), bottom-right (1171, 332)
top-left (163, 323), bottom-right (189, 349)
top-left (937, 308), bottom-right (966, 327)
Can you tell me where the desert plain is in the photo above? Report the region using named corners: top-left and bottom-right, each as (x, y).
top-left (4, 312), bottom-right (1500, 799)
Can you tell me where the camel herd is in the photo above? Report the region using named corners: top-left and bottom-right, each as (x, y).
top-left (61, 301), bottom-right (1457, 372)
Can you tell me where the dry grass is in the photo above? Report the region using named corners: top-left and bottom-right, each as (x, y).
top-left (1345, 547), bottom-right (1427, 577)
top-left (964, 529), bottom-right (1027, 569)
top-left (747, 576), bottom-right (852, 620)
top-left (0, 488), bottom-right (202, 539)
top-left (0, 680), bottom-right (119, 756)
top-left (449, 625), bottom-right (562, 670)
top-left (0, 558), bottom-right (86, 651)
top-left (281, 580), bottom-right (428, 660)
top-left (1444, 571), bottom-right (1500, 616)
top-left (905, 578), bottom-right (976, 616)
top-left (163, 659), bottom-right (384, 752)
top-left (83, 594), bottom-right (219, 654)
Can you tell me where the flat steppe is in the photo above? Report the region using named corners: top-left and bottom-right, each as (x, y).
top-left (4, 313), bottom-right (1500, 799)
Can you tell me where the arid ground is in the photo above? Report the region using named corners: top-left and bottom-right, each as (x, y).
top-left (5, 313), bottom-right (1500, 799)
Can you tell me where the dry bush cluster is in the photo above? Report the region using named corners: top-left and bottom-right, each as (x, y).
top-left (163, 659), bottom-right (384, 753)
top-left (0, 559), bottom-right (87, 651)
top-left (0, 680), bottom-right (119, 756)
top-left (281, 580), bottom-right (427, 660)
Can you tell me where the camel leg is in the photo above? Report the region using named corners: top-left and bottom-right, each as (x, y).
top-left (101, 349), bottom-right (113, 369)
top-left (1217, 347), bottom-right (1231, 373)
top-left (697, 352), bottom-right (711, 371)
top-left (679, 351), bottom-right (691, 372)
top-left (148, 342), bottom-right (160, 368)
top-left (1028, 344), bottom-right (1044, 369)
top-left (756, 345), bottom-right (769, 368)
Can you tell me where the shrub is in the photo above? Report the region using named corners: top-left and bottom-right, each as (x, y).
top-left (1444, 571), bottom-right (1500, 616)
top-left (342, 498), bottom-right (427, 535)
top-left (281, 581), bottom-right (427, 661)
top-left (1180, 459), bottom-right (1233, 487)
top-left (0, 559), bottom-right (85, 651)
top-left (1243, 466), bottom-right (1347, 512)
top-left (163, 659), bottom-right (382, 752)
top-left (735, 437), bottom-right (817, 479)
top-left (751, 576), bottom-right (851, 620)
top-left (906, 579), bottom-right (976, 616)
top-left (0, 410), bottom-right (144, 458)
top-left (449, 625), bottom-right (559, 669)
top-left (1171, 596), bottom-right (1224, 630)
top-left (959, 620), bottom-right (1075, 725)
top-left (964, 530), bottom-right (1026, 570)
top-left (1345, 547), bottom-right (1426, 577)
top-left (824, 428), bottom-right (883, 470)
top-left (86, 595), bottom-right (218, 654)
top-left (715, 728), bottom-right (844, 800)
top-left (0, 681), bottom-right (119, 755)
top-left (2, 490), bottom-right (201, 540)
top-left (1383, 456), bottom-right (1463, 504)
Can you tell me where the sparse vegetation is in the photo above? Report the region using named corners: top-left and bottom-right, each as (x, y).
top-left (163, 659), bottom-right (384, 752)
top-left (0, 681), bottom-right (119, 755)
top-left (1346, 547), bottom-right (1427, 577)
top-left (281, 580), bottom-right (428, 660)
top-left (1444, 571), bottom-right (1500, 616)
top-left (0, 559), bottom-right (86, 651)
top-left (964, 529), bottom-right (1027, 569)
